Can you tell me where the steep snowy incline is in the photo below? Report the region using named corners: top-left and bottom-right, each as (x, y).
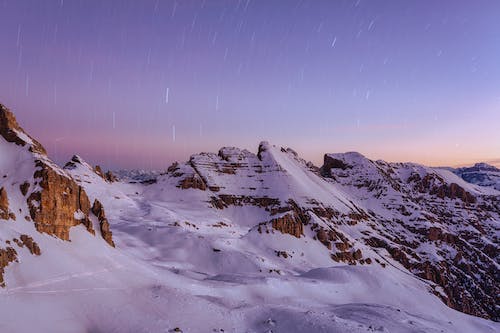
top-left (321, 152), bottom-right (500, 321)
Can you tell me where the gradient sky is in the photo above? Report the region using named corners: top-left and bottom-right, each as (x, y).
top-left (1, 0), bottom-right (499, 170)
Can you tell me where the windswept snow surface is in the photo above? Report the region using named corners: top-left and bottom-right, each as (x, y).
top-left (1, 145), bottom-right (498, 333)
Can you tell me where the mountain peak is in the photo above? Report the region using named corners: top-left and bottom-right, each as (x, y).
top-left (472, 162), bottom-right (499, 171)
top-left (0, 103), bottom-right (47, 155)
top-left (0, 102), bottom-right (114, 245)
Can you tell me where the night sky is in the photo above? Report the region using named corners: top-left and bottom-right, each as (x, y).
top-left (1, 0), bottom-right (499, 170)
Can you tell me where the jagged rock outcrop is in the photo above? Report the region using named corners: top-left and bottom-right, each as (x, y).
top-left (0, 104), bottom-right (114, 243)
top-left (94, 165), bottom-right (104, 178)
top-left (270, 213), bottom-right (304, 238)
top-left (1, 235), bottom-right (41, 287)
top-left (63, 155), bottom-right (85, 170)
top-left (0, 246), bottom-right (17, 287)
top-left (65, 156), bottom-right (118, 183)
top-left (94, 166), bottom-right (117, 182)
top-left (321, 154), bottom-right (350, 176)
top-left (412, 173), bottom-right (476, 204)
top-left (179, 173), bottom-right (206, 190)
top-left (104, 170), bottom-right (118, 182)
top-left (210, 195), bottom-right (280, 210)
top-left (27, 161), bottom-right (95, 240)
top-left (0, 104), bottom-right (46, 154)
top-left (18, 235), bottom-right (41, 256)
top-left (19, 182), bottom-right (30, 196)
top-left (91, 199), bottom-right (115, 247)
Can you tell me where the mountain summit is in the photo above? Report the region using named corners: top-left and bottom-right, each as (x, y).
top-left (453, 162), bottom-right (500, 191)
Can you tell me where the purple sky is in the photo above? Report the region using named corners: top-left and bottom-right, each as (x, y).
top-left (1, 0), bottom-right (499, 170)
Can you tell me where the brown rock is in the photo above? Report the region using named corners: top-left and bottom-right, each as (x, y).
top-left (27, 160), bottom-right (95, 240)
top-left (317, 229), bottom-right (327, 242)
top-left (178, 173), bottom-right (207, 191)
top-left (321, 155), bottom-right (350, 177)
top-left (353, 249), bottom-right (363, 260)
top-left (316, 229), bottom-right (332, 249)
top-left (271, 213), bottom-right (303, 238)
top-left (19, 235), bottom-right (41, 256)
top-left (0, 104), bottom-right (46, 154)
top-left (210, 195), bottom-right (281, 210)
top-left (0, 246), bottom-right (18, 287)
top-left (332, 251), bottom-right (354, 263)
top-left (335, 242), bottom-right (349, 252)
top-left (0, 187), bottom-right (10, 220)
top-left (104, 171), bottom-right (117, 182)
top-left (482, 244), bottom-right (497, 258)
top-left (91, 199), bottom-right (115, 247)
top-left (428, 227), bottom-right (442, 241)
top-left (94, 165), bottom-right (104, 178)
top-left (416, 173), bottom-right (476, 204)
top-left (19, 182), bottom-right (30, 196)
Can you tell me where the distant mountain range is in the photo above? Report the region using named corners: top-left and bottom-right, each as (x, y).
top-left (0, 102), bottom-right (498, 333)
top-left (450, 163), bottom-right (500, 191)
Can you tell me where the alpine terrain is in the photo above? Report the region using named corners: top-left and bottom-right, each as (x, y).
top-left (0, 103), bottom-right (498, 333)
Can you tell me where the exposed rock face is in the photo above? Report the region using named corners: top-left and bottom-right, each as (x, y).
top-left (19, 182), bottom-right (30, 196)
top-left (65, 156), bottom-right (118, 183)
top-left (0, 187), bottom-right (10, 220)
top-left (0, 246), bottom-right (17, 287)
top-left (94, 166), bottom-right (117, 182)
top-left (63, 155), bottom-right (85, 170)
top-left (94, 165), bottom-right (104, 178)
top-left (413, 173), bottom-right (476, 204)
top-left (0, 104), bottom-right (46, 154)
top-left (0, 104), bottom-right (114, 244)
top-left (270, 212), bottom-right (303, 238)
top-left (428, 227), bottom-right (442, 241)
top-left (104, 171), bottom-right (118, 182)
top-left (1, 236), bottom-right (41, 287)
top-left (91, 199), bottom-right (115, 247)
top-left (179, 173), bottom-right (207, 190)
top-left (321, 154), bottom-right (350, 176)
top-left (19, 235), bottom-right (41, 255)
top-left (210, 195), bottom-right (280, 210)
top-left (27, 161), bottom-right (95, 240)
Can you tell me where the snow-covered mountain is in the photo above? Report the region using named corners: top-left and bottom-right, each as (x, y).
top-left (1, 103), bottom-right (499, 333)
top-left (452, 163), bottom-right (500, 191)
top-left (113, 168), bottom-right (163, 184)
